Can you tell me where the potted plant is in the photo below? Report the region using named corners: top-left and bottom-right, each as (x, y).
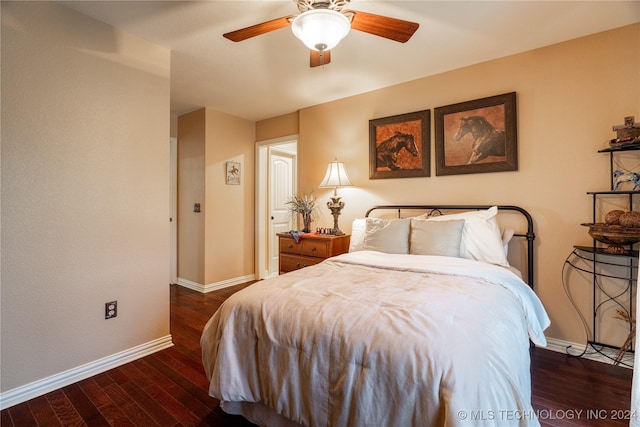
top-left (286, 193), bottom-right (317, 233)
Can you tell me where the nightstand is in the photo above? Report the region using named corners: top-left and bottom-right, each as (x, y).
top-left (277, 233), bottom-right (351, 274)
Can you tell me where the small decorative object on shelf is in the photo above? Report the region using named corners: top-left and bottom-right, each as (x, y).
top-left (612, 169), bottom-right (640, 191)
top-left (581, 223), bottom-right (640, 254)
top-left (617, 210), bottom-right (640, 227)
top-left (286, 193), bottom-right (317, 233)
top-left (316, 227), bottom-right (341, 235)
top-left (582, 209), bottom-right (640, 254)
top-left (609, 115), bottom-right (640, 148)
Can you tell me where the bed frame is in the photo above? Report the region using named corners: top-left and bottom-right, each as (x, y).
top-left (364, 205), bottom-right (535, 289)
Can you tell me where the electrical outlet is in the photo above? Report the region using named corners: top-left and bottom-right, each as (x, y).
top-left (105, 301), bottom-right (117, 319)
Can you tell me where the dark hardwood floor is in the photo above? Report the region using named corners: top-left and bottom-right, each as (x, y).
top-left (1, 283), bottom-right (633, 426)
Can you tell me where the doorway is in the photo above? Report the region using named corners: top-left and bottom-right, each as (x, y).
top-left (256, 137), bottom-right (297, 280)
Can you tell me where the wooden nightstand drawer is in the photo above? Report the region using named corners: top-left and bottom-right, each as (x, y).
top-left (279, 238), bottom-right (302, 255)
top-left (279, 254), bottom-right (323, 272)
top-left (302, 239), bottom-right (329, 258)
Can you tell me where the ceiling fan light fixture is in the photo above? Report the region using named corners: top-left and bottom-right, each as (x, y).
top-left (291, 9), bottom-right (350, 51)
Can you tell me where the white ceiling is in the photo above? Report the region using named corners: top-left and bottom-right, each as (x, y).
top-left (60, 1), bottom-right (640, 122)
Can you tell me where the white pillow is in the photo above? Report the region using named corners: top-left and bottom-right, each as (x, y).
top-left (501, 227), bottom-right (515, 256)
top-left (363, 218), bottom-right (410, 254)
top-left (410, 219), bottom-right (464, 257)
top-left (427, 206), bottom-right (510, 267)
top-left (349, 218), bottom-right (366, 252)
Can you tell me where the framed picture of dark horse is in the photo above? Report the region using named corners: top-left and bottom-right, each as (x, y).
top-left (369, 110), bottom-right (430, 179)
top-left (434, 92), bottom-right (517, 176)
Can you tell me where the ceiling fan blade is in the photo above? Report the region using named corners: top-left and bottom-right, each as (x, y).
top-left (310, 49), bottom-right (331, 68)
top-left (223, 16), bottom-right (295, 42)
top-left (348, 10), bottom-right (419, 43)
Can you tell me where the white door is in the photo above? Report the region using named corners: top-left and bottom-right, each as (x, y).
top-left (268, 149), bottom-right (296, 274)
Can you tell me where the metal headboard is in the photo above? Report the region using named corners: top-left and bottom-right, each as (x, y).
top-left (364, 205), bottom-right (536, 289)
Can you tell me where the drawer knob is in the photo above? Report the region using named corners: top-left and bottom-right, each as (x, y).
top-left (288, 244), bottom-right (294, 249)
top-left (311, 247), bottom-right (316, 252)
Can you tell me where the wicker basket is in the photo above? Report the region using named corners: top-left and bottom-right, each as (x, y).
top-left (582, 222), bottom-right (640, 253)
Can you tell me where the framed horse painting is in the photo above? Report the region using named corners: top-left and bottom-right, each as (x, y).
top-left (434, 92), bottom-right (518, 176)
top-left (369, 110), bottom-right (430, 179)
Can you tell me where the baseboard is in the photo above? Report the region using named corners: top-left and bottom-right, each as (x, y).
top-left (0, 334), bottom-right (173, 410)
top-left (541, 337), bottom-right (634, 369)
top-left (177, 274), bottom-right (256, 293)
top-left (176, 278), bottom-right (205, 292)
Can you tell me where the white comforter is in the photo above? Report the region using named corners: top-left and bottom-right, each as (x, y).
top-left (201, 251), bottom-right (550, 427)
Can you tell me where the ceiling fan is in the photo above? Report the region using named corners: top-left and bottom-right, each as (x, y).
top-left (223, 0), bottom-right (419, 68)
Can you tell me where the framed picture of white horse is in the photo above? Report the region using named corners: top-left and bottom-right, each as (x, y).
top-left (434, 92), bottom-right (518, 176)
top-left (369, 110), bottom-right (430, 179)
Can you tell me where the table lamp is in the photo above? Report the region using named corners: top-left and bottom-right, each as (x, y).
top-left (319, 159), bottom-right (353, 235)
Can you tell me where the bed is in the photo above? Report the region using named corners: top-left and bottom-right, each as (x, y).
top-left (201, 205), bottom-right (550, 427)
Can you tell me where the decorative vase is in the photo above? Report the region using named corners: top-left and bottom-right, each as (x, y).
top-left (302, 213), bottom-right (312, 233)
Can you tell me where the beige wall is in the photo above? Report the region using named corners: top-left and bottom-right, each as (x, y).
top-left (260, 23), bottom-right (640, 346)
top-left (256, 111), bottom-right (299, 142)
top-left (177, 109), bottom-right (206, 284)
top-left (177, 108), bottom-right (256, 287)
top-left (204, 108), bottom-right (256, 285)
top-left (1, 1), bottom-right (171, 393)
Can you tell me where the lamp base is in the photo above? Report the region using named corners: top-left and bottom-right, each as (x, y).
top-left (327, 196), bottom-right (345, 235)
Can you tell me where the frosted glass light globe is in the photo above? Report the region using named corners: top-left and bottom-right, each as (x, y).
top-left (291, 9), bottom-right (351, 51)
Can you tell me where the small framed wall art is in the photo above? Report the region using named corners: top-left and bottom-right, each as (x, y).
top-left (434, 92), bottom-right (517, 176)
top-left (369, 109), bottom-right (430, 179)
top-left (226, 161), bottom-right (241, 185)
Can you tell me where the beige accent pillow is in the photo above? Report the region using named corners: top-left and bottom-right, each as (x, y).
top-left (410, 219), bottom-right (465, 257)
top-left (363, 218), bottom-right (410, 254)
top-left (427, 206), bottom-right (510, 267)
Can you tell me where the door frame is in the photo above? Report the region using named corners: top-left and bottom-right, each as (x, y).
top-left (169, 137), bottom-right (178, 284)
top-left (255, 135), bottom-right (298, 280)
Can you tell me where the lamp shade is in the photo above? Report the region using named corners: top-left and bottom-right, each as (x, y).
top-left (319, 160), bottom-right (353, 189)
top-left (291, 9), bottom-right (351, 52)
